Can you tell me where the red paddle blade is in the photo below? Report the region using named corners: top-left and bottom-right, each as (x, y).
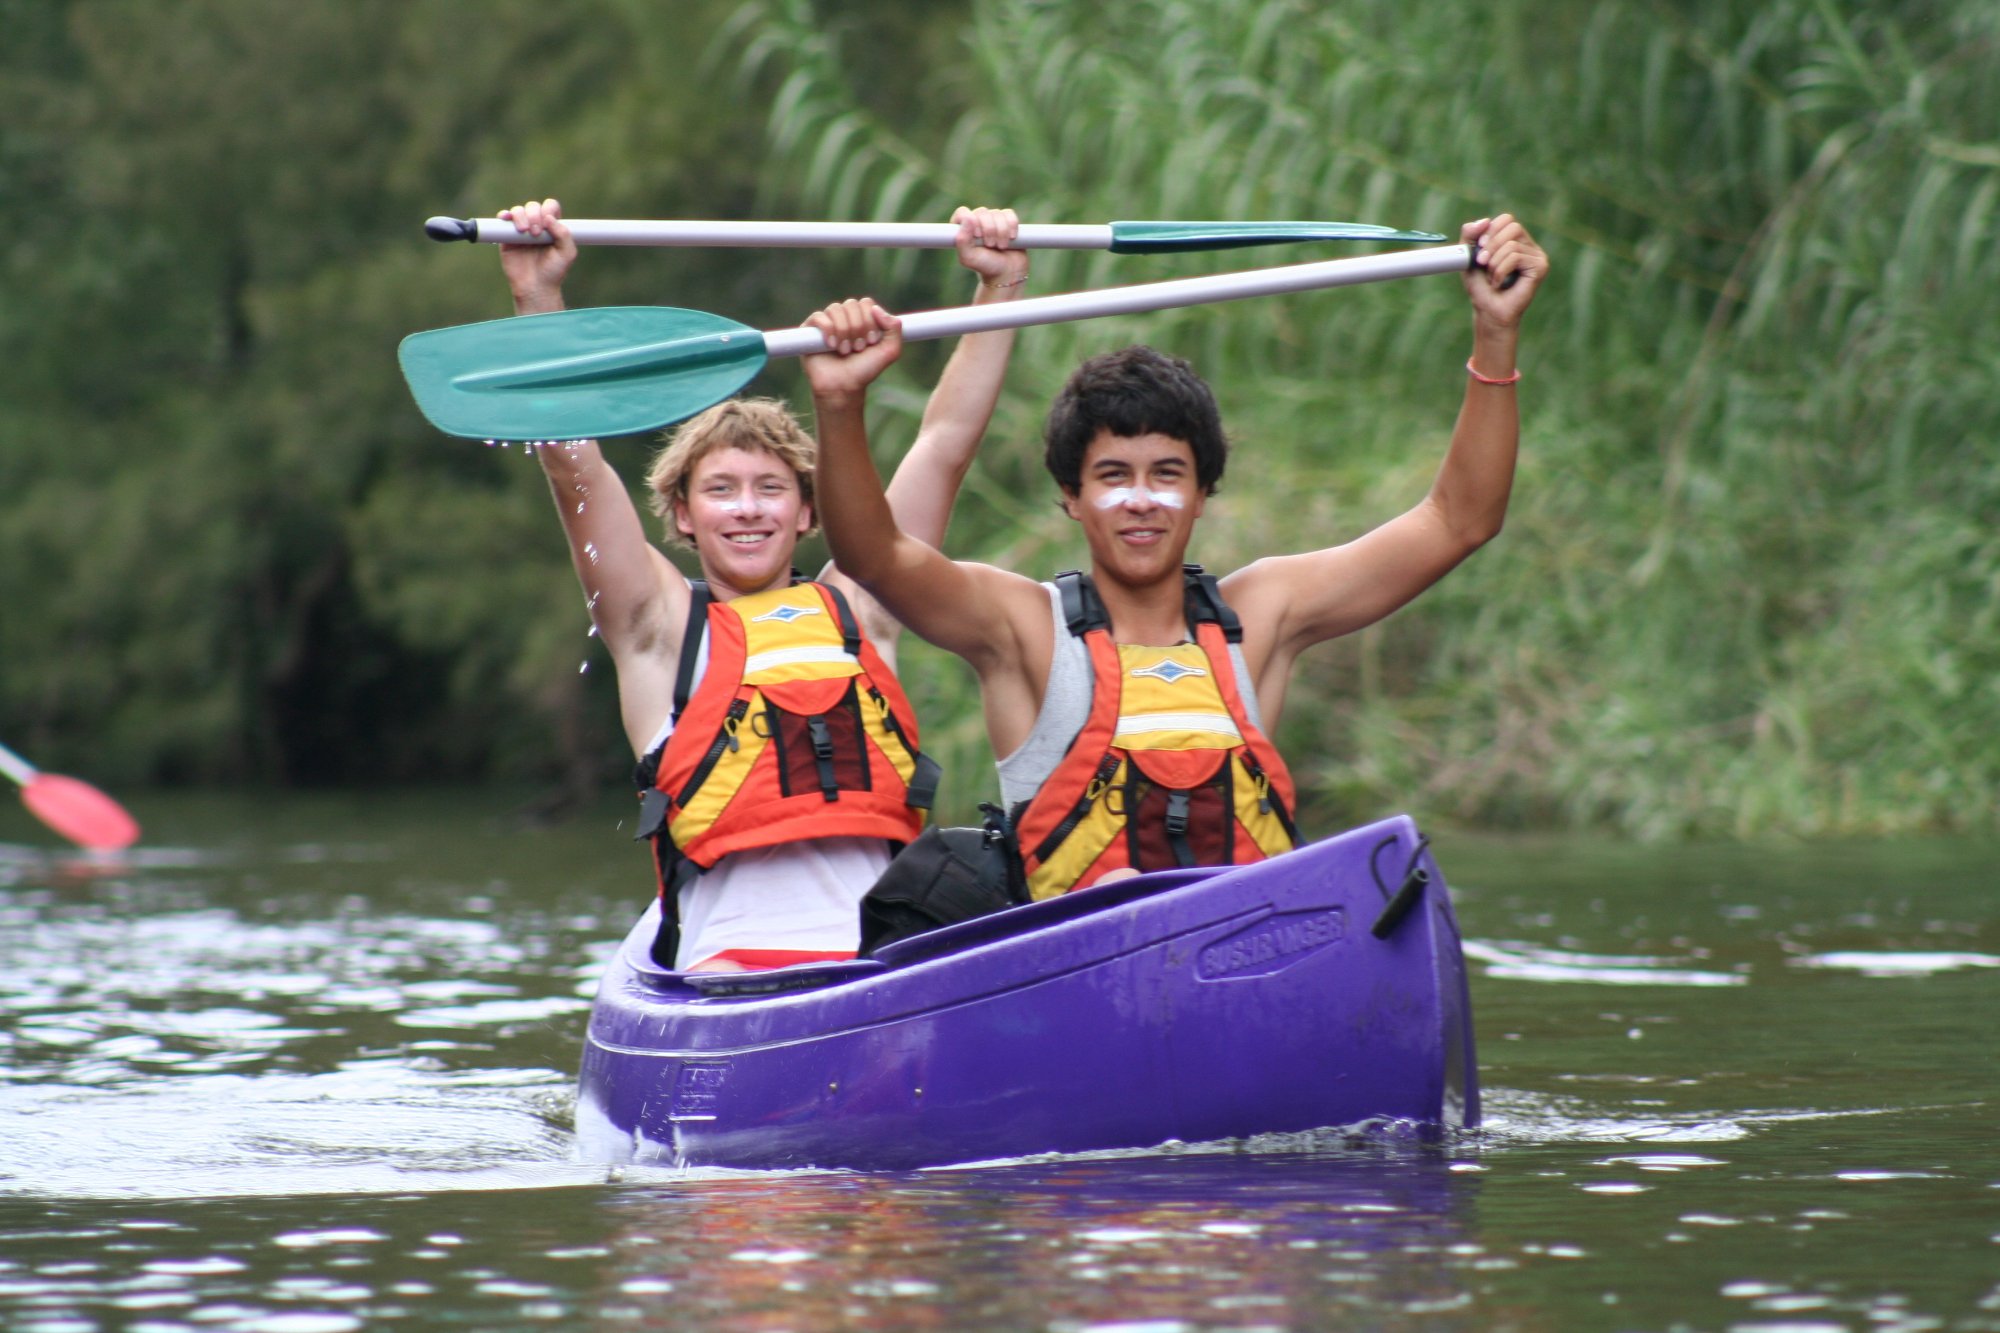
top-left (21, 773), bottom-right (140, 851)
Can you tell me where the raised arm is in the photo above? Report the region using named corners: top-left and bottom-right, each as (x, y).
top-left (879, 205), bottom-right (1030, 546)
top-left (803, 300), bottom-right (1051, 692)
top-left (1225, 214), bottom-right (1549, 711)
top-left (498, 198), bottom-right (690, 753)
top-left (817, 206), bottom-right (1031, 654)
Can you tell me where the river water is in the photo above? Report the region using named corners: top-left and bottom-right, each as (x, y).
top-left (0, 790), bottom-right (1993, 1331)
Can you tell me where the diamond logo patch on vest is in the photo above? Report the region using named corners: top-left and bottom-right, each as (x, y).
top-left (751, 602), bottom-right (822, 624)
top-left (1130, 658), bottom-right (1208, 684)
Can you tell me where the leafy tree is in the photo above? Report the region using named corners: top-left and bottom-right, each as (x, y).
top-left (5, 0), bottom-right (1993, 838)
top-left (718, 0), bottom-right (2000, 836)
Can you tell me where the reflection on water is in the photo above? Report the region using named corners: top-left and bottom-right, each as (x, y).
top-left (0, 796), bottom-right (1996, 1331)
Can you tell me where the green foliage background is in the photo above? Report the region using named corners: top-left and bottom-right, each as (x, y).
top-left (2, 0), bottom-right (1994, 837)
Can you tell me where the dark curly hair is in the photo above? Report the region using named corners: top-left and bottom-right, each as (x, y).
top-left (1042, 346), bottom-right (1228, 496)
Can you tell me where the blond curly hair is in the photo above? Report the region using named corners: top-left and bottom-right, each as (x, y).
top-left (644, 398), bottom-right (818, 549)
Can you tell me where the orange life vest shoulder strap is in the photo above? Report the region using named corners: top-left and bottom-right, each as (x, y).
top-left (1181, 568), bottom-right (1300, 824)
top-left (1011, 573), bottom-right (1122, 862)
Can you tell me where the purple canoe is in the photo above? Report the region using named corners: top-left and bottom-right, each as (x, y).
top-left (574, 814), bottom-right (1478, 1170)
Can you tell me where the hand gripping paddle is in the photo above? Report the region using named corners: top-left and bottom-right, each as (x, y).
top-left (424, 216), bottom-right (1447, 254)
top-left (400, 243), bottom-right (1479, 441)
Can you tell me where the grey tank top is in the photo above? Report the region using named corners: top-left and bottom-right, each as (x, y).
top-left (995, 581), bottom-right (1266, 807)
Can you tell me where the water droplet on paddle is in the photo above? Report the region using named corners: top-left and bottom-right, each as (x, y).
top-left (583, 543), bottom-right (601, 566)
top-left (578, 661), bottom-right (590, 674)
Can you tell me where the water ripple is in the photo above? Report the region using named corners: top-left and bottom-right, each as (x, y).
top-left (1790, 951), bottom-right (2000, 978)
top-left (1464, 939), bottom-right (1746, 986)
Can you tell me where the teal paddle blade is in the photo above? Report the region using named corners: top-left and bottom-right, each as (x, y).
top-left (398, 306), bottom-right (769, 441)
top-left (1107, 220), bottom-right (1446, 254)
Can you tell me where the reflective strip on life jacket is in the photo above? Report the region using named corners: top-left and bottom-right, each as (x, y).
top-left (741, 644), bottom-right (860, 676)
top-left (1112, 711), bottom-right (1244, 745)
top-left (1012, 567), bottom-right (1298, 900)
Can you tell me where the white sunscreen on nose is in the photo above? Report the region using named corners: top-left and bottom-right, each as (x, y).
top-left (1094, 485), bottom-right (1186, 511)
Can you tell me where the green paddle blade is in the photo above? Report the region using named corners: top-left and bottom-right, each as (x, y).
top-left (398, 306), bottom-right (769, 440)
top-left (1107, 220), bottom-right (1446, 254)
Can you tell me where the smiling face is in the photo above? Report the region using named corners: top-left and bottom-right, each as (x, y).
top-left (1061, 430), bottom-right (1207, 589)
top-left (673, 445), bottom-right (813, 597)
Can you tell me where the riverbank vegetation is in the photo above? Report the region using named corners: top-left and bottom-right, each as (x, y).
top-left (2, 0), bottom-right (1993, 837)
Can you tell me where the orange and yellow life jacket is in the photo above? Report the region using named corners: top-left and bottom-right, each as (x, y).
top-left (634, 578), bottom-right (938, 907)
top-left (1010, 567), bottom-right (1299, 900)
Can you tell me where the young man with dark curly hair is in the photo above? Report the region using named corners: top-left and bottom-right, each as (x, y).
top-left (802, 214), bottom-right (1549, 898)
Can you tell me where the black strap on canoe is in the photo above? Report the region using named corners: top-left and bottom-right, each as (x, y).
top-left (1369, 832), bottom-right (1432, 939)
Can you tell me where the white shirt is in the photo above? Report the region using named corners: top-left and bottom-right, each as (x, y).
top-left (673, 836), bottom-right (891, 969)
top-left (645, 616), bottom-right (887, 970)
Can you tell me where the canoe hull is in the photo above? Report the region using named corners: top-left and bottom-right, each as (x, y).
top-left (576, 814), bottom-right (1476, 1170)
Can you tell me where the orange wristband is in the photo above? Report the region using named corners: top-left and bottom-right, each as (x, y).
top-left (1466, 357), bottom-right (1521, 386)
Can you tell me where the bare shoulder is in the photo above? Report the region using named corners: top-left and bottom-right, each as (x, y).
top-left (1220, 523), bottom-right (1442, 660)
top-left (601, 544), bottom-right (694, 661)
top-left (957, 559), bottom-right (1056, 640)
top-left (1217, 554), bottom-right (1319, 638)
top-left (820, 556), bottom-right (1050, 672)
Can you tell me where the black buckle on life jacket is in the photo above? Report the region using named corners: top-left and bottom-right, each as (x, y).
top-left (1030, 753), bottom-right (1121, 865)
top-left (808, 714), bottom-right (840, 801)
top-left (675, 698), bottom-right (748, 808)
top-left (1164, 789), bottom-right (1196, 867)
top-left (1239, 751), bottom-right (1300, 844)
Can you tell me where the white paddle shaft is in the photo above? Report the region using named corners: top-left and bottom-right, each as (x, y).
top-left (452, 217), bottom-right (1113, 249)
top-left (759, 245), bottom-right (1474, 359)
top-left (0, 742), bottom-right (39, 785)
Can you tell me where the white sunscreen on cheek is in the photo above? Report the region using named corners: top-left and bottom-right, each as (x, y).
top-left (1094, 485), bottom-right (1186, 511)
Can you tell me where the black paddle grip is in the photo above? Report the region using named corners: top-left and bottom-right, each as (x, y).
top-left (424, 217), bottom-right (478, 243)
top-left (1470, 245), bottom-right (1523, 291)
